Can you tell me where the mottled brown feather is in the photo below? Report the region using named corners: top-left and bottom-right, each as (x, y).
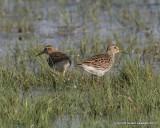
top-left (79, 54), bottom-right (113, 69)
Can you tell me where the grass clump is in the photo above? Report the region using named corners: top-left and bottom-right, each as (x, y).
top-left (0, 41), bottom-right (160, 127)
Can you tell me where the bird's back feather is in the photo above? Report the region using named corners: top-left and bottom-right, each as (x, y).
top-left (47, 52), bottom-right (71, 67)
top-left (79, 53), bottom-right (113, 69)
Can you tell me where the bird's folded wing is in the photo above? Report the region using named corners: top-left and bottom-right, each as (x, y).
top-left (48, 52), bottom-right (70, 64)
top-left (81, 54), bottom-right (112, 69)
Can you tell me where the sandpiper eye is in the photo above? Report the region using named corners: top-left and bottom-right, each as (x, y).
top-left (44, 48), bottom-right (48, 51)
top-left (114, 46), bottom-right (117, 49)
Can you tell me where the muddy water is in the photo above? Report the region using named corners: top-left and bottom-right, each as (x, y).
top-left (0, 0), bottom-right (160, 45)
top-left (0, 1), bottom-right (159, 69)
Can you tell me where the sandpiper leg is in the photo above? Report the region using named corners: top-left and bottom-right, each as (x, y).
top-left (91, 74), bottom-right (98, 87)
top-left (63, 70), bottom-right (66, 76)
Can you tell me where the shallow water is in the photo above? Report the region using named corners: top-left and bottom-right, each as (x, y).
top-left (0, 0), bottom-right (160, 45)
top-left (54, 115), bottom-right (81, 128)
top-left (1, 1), bottom-right (160, 127)
top-left (0, 1), bottom-right (159, 71)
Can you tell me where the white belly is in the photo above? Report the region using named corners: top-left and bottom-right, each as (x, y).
top-left (54, 61), bottom-right (70, 72)
top-left (81, 64), bottom-right (111, 76)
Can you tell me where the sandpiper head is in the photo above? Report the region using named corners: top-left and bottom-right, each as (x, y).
top-left (106, 43), bottom-right (120, 54)
top-left (37, 45), bottom-right (58, 56)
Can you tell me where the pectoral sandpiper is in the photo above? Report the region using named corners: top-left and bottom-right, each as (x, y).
top-left (77, 43), bottom-right (120, 76)
top-left (37, 45), bottom-right (71, 75)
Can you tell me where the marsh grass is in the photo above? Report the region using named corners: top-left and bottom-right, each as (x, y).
top-left (0, 40), bottom-right (160, 128)
top-left (0, 0), bottom-right (160, 127)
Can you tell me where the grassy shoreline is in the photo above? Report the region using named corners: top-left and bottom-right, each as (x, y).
top-left (0, 0), bottom-right (159, 127)
top-left (0, 41), bottom-right (160, 127)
